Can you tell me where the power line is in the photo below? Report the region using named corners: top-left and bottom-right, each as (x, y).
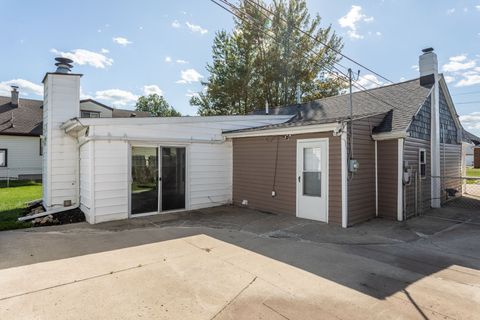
top-left (209, 0), bottom-right (408, 113)
top-left (243, 0), bottom-right (396, 86)
top-left (455, 101), bottom-right (480, 105)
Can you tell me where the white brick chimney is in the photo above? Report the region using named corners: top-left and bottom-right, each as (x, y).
top-left (419, 48), bottom-right (441, 208)
top-left (42, 58), bottom-right (82, 209)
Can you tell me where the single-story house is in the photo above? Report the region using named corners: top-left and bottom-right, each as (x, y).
top-left (42, 49), bottom-right (468, 227)
top-left (0, 87), bottom-right (150, 180)
top-left (462, 130), bottom-right (480, 169)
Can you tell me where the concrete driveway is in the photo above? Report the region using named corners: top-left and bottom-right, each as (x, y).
top-left (1, 201), bottom-right (480, 319)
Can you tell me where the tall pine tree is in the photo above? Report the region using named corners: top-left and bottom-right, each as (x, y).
top-left (191, 0), bottom-right (345, 115)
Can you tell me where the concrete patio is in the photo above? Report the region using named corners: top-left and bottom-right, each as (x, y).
top-left (1, 200), bottom-right (480, 319)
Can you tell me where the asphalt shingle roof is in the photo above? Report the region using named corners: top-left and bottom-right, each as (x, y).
top-left (0, 96), bottom-right (43, 136)
top-left (225, 78), bottom-right (432, 135)
top-left (0, 96), bottom-right (151, 136)
top-left (463, 130), bottom-right (480, 145)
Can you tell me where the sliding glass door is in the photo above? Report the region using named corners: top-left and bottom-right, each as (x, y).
top-left (131, 146), bottom-right (186, 215)
top-left (131, 147), bottom-right (159, 215)
top-left (161, 147), bottom-right (186, 211)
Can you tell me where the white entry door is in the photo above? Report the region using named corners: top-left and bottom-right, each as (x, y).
top-left (296, 139), bottom-right (328, 222)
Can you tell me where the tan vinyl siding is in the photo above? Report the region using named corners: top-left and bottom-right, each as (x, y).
top-left (440, 143), bottom-right (462, 203)
top-left (377, 140), bottom-right (398, 219)
top-left (232, 132), bottom-right (342, 225)
top-left (404, 137), bottom-right (431, 215)
top-left (347, 115), bottom-right (385, 225)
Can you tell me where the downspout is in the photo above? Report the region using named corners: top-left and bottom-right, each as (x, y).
top-left (341, 128), bottom-right (349, 228)
top-left (375, 140), bottom-right (378, 217)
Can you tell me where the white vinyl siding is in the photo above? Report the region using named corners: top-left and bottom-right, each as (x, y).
top-left (43, 74), bottom-right (80, 208)
top-left (79, 116), bottom-right (289, 223)
top-left (0, 135), bottom-right (42, 178)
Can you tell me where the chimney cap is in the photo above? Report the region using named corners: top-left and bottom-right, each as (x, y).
top-left (10, 85), bottom-right (19, 91)
top-left (422, 47), bottom-right (434, 53)
top-left (54, 57), bottom-right (74, 73)
top-left (55, 57), bottom-right (74, 64)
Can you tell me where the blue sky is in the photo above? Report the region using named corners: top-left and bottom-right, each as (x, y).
top-left (1, 0), bottom-right (479, 135)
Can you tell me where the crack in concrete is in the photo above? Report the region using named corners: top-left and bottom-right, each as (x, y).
top-left (210, 276), bottom-right (257, 320)
top-left (262, 302), bottom-right (291, 320)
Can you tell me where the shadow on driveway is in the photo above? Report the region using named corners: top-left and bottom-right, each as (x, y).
top-left (1, 199), bottom-right (480, 302)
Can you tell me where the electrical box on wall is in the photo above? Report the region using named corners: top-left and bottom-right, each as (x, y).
top-left (271, 190), bottom-right (276, 197)
top-left (349, 159), bottom-right (359, 173)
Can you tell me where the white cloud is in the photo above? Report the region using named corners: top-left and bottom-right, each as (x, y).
top-left (101, 48), bottom-right (109, 54)
top-left (171, 20), bottom-right (181, 28)
top-left (165, 56), bottom-right (172, 63)
top-left (186, 22), bottom-right (208, 34)
top-left (338, 5), bottom-right (374, 40)
top-left (186, 89), bottom-right (199, 98)
top-left (94, 89), bottom-right (139, 107)
top-left (446, 8), bottom-right (456, 15)
top-left (176, 69), bottom-right (203, 84)
top-left (456, 72), bottom-right (480, 87)
top-left (143, 85), bottom-right (163, 96)
top-left (460, 112), bottom-right (480, 131)
top-left (176, 59), bottom-right (188, 64)
top-left (51, 48), bottom-right (113, 69)
top-left (476, 5), bottom-right (480, 11)
top-left (442, 55), bottom-right (476, 72)
top-left (354, 74), bottom-right (383, 90)
top-left (411, 65), bottom-right (419, 71)
top-left (80, 87), bottom-right (93, 100)
top-left (112, 37), bottom-right (132, 46)
top-left (0, 79), bottom-right (43, 97)
top-left (375, 31), bottom-right (382, 36)
top-left (444, 75), bottom-right (455, 83)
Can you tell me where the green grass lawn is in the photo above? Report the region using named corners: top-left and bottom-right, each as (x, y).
top-left (466, 167), bottom-right (480, 177)
top-left (0, 181), bottom-right (42, 231)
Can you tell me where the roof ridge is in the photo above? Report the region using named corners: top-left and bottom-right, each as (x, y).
top-left (253, 77), bottom-right (421, 112)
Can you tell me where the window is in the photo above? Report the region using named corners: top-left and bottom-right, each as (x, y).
top-left (0, 149), bottom-right (7, 167)
top-left (419, 149), bottom-right (426, 179)
top-left (81, 111), bottom-right (100, 118)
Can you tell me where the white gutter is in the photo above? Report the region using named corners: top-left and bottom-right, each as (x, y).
top-left (372, 131), bottom-right (408, 141)
top-left (223, 122), bottom-right (342, 138)
top-left (18, 205), bottom-right (79, 222)
top-left (79, 135), bottom-right (225, 146)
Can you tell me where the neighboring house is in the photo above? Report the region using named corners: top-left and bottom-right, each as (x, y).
top-left (462, 130), bottom-right (480, 169)
top-left (0, 89), bottom-right (150, 180)
top-left (42, 49), bottom-right (465, 227)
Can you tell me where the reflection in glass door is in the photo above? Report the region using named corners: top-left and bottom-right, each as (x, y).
top-left (131, 147), bottom-right (159, 215)
top-left (161, 147), bottom-right (186, 211)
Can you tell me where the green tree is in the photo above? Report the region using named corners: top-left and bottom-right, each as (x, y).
top-left (135, 94), bottom-right (181, 117)
top-left (191, 0), bottom-right (345, 116)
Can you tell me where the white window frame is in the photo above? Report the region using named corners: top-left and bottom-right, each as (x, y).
top-left (0, 149), bottom-right (7, 167)
top-left (419, 148), bottom-right (426, 180)
top-left (81, 111), bottom-right (101, 118)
